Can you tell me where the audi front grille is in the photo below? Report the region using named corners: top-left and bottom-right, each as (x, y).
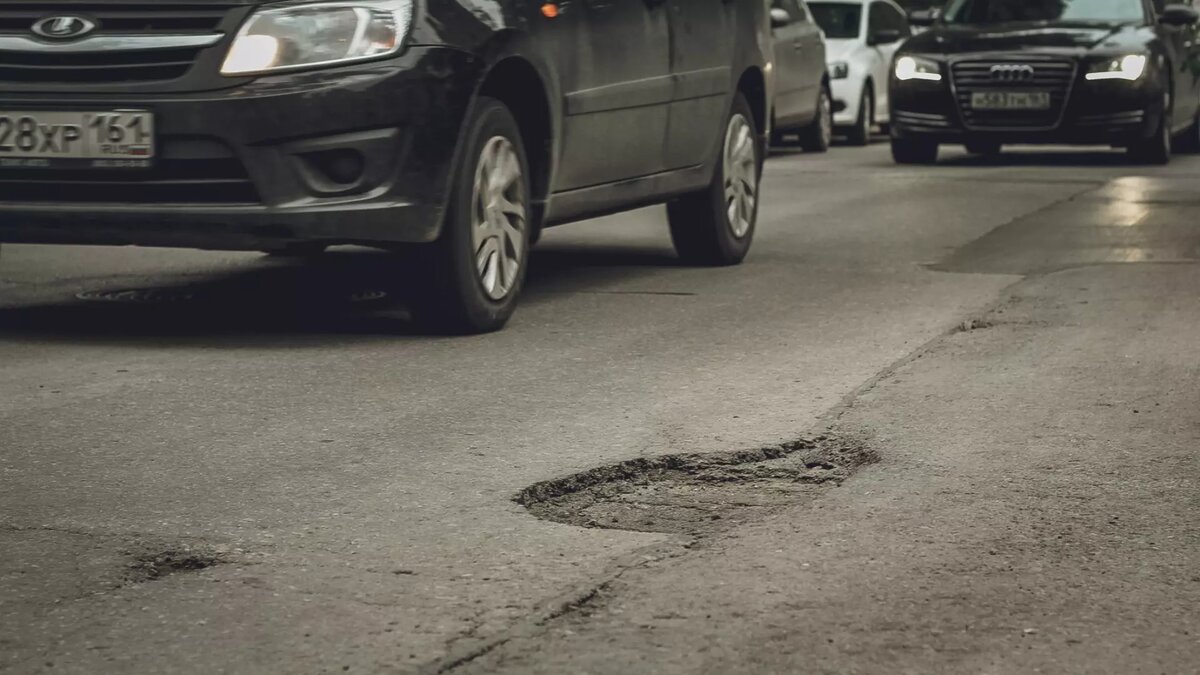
top-left (951, 59), bottom-right (1078, 130)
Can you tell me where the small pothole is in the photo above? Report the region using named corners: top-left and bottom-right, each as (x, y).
top-left (126, 549), bottom-right (223, 584)
top-left (517, 433), bottom-right (878, 536)
top-left (955, 318), bottom-right (995, 333)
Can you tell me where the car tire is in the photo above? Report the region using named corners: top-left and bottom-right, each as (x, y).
top-left (891, 137), bottom-right (938, 164)
top-left (1128, 93), bottom-right (1172, 165)
top-left (408, 96), bottom-right (531, 334)
top-left (1173, 110), bottom-right (1200, 153)
top-left (667, 93), bottom-right (760, 266)
top-left (798, 84), bottom-right (833, 153)
top-left (964, 140), bottom-right (1002, 156)
top-left (846, 86), bottom-right (873, 146)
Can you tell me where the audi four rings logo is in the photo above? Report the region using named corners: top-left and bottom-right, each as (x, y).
top-left (31, 15), bottom-right (98, 40)
top-left (990, 64), bottom-right (1036, 81)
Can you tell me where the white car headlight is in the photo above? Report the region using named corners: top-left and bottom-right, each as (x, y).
top-left (1085, 54), bottom-right (1147, 81)
top-left (221, 0), bottom-right (414, 76)
top-left (894, 55), bottom-right (942, 82)
top-left (830, 61), bottom-right (850, 79)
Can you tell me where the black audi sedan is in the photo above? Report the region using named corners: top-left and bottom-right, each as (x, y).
top-left (0, 1), bottom-right (772, 333)
top-left (888, 0), bottom-right (1200, 164)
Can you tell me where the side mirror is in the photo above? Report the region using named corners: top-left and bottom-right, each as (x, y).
top-left (869, 28), bottom-right (904, 45)
top-left (770, 7), bottom-right (792, 28)
top-left (908, 9), bottom-right (938, 26)
top-left (1160, 4), bottom-right (1200, 25)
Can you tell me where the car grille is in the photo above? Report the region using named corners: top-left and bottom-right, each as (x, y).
top-left (0, 4), bottom-right (234, 85)
top-left (0, 139), bottom-right (260, 205)
top-left (892, 110), bottom-right (954, 130)
top-left (951, 59), bottom-right (1077, 130)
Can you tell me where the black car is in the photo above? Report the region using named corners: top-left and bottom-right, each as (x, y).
top-left (0, 0), bottom-right (772, 333)
top-left (889, 0), bottom-right (1200, 164)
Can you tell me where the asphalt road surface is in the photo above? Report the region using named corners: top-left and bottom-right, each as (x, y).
top-left (3, 141), bottom-right (1199, 674)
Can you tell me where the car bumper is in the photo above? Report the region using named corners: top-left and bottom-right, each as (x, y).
top-left (0, 46), bottom-right (481, 251)
top-left (889, 74), bottom-right (1165, 146)
top-left (830, 77), bottom-right (862, 126)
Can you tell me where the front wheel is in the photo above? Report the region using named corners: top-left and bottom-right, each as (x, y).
top-left (892, 137), bottom-right (938, 164)
top-left (845, 86), bottom-right (873, 146)
top-left (1174, 109), bottom-right (1200, 154)
top-left (408, 97), bottom-right (531, 334)
top-left (667, 93), bottom-right (760, 266)
top-left (798, 85), bottom-right (833, 153)
top-left (1128, 93), bottom-right (1172, 165)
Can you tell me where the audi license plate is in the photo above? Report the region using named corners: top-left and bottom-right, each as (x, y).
top-left (970, 91), bottom-right (1050, 111)
top-left (0, 110), bottom-right (154, 169)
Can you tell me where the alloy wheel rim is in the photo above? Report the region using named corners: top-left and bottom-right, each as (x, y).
top-left (723, 113), bottom-right (758, 239)
top-left (470, 136), bottom-right (526, 301)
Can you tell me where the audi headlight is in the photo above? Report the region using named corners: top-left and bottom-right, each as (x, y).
top-left (221, 0), bottom-right (414, 76)
top-left (1085, 54), bottom-right (1147, 81)
top-left (830, 61), bottom-right (850, 79)
top-left (894, 55), bottom-right (942, 82)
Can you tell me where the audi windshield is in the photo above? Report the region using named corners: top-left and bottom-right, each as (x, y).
top-left (942, 0), bottom-right (1147, 24)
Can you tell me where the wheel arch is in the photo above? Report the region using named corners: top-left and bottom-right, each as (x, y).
top-left (474, 54), bottom-right (555, 232)
top-left (737, 66), bottom-right (769, 136)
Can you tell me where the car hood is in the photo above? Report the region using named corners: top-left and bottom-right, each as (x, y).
top-left (824, 38), bottom-right (860, 62)
top-left (902, 22), bottom-right (1144, 56)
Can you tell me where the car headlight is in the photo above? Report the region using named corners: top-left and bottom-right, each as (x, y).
top-left (1085, 54), bottom-right (1147, 81)
top-left (894, 55), bottom-right (942, 82)
top-left (830, 61), bottom-right (850, 79)
top-left (221, 0), bottom-right (415, 76)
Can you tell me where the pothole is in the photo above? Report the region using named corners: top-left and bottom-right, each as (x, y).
top-left (126, 548), bottom-right (224, 584)
top-left (517, 433), bottom-right (878, 536)
top-left (955, 318), bottom-right (995, 332)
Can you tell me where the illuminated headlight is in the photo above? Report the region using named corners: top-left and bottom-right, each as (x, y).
top-left (221, 0), bottom-right (414, 76)
top-left (830, 61), bottom-right (850, 79)
top-left (1085, 54), bottom-right (1147, 81)
top-left (894, 55), bottom-right (942, 82)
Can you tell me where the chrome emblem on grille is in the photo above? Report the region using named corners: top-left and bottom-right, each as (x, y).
top-left (31, 15), bottom-right (98, 40)
top-left (989, 64), bottom-right (1036, 82)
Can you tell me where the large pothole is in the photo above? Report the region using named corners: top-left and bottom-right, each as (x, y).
top-left (517, 433), bottom-right (878, 536)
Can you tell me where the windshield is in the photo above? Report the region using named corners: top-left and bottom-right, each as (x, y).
top-left (943, 0), bottom-right (1146, 24)
top-left (809, 3), bottom-right (863, 39)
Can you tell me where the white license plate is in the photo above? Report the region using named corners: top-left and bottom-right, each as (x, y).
top-left (970, 91), bottom-right (1051, 111)
top-left (0, 110), bottom-right (155, 168)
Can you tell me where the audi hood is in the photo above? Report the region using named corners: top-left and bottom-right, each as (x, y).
top-left (900, 21), bottom-right (1152, 57)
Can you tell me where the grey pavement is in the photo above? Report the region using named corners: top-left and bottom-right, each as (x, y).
top-left (2, 142), bottom-right (1199, 673)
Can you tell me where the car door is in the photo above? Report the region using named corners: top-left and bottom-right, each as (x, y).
top-left (663, 0), bottom-right (734, 169)
top-left (555, 0), bottom-right (672, 190)
top-left (771, 0), bottom-right (823, 127)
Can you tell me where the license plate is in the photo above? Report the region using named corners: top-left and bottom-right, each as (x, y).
top-left (0, 110), bottom-right (155, 169)
top-left (970, 91), bottom-right (1051, 111)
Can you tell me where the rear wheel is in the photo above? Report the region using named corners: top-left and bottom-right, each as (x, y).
top-left (799, 85), bottom-right (833, 153)
top-left (408, 97), bottom-right (531, 334)
top-left (667, 93), bottom-right (760, 266)
top-left (891, 137), bottom-right (938, 164)
top-left (1128, 92), bottom-right (1172, 165)
top-left (845, 86), bottom-right (873, 146)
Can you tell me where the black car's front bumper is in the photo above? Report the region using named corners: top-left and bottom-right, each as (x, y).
top-left (0, 46), bottom-right (482, 251)
top-left (890, 68), bottom-right (1166, 146)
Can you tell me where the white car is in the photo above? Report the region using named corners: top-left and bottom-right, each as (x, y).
top-left (808, 0), bottom-right (911, 144)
